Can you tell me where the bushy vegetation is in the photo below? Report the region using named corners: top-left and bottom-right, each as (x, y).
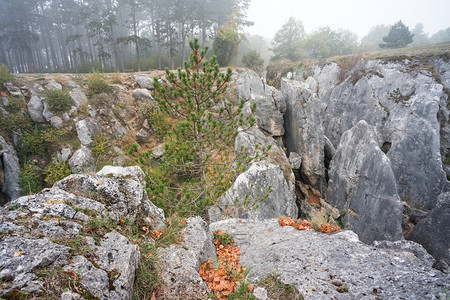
top-left (88, 71), bottom-right (110, 94)
top-left (45, 89), bottom-right (72, 111)
top-left (0, 64), bottom-right (13, 83)
top-left (380, 21), bottom-right (414, 49)
top-left (242, 50), bottom-right (264, 69)
top-left (43, 160), bottom-right (72, 186)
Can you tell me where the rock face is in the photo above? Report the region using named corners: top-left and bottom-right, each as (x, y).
top-left (0, 166), bottom-right (158, 299)
top-left (0, 136), bottom-right (20, 203)
top-left (408, 192), bottom-right (450, 272)
top-left (327, 120), bottom-right (403, 243)
top-left (158, 216), bottom-right (217, 300)
top-left (208, 161), bottom-right (298, 222)
top-left (282, 78), bottom-right (326, 192)
top-left (211, 218), bottom-right (449, 300)
top-left (235, 69), bottom-right (286, 137)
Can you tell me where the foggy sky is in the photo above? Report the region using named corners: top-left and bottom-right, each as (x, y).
top-left (246, 0), bottom-right (450, 40)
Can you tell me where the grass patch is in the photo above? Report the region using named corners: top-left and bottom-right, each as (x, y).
top-left (258, 273), bottom-right (303, 300)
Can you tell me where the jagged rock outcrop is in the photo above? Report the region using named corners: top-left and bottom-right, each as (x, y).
top-left (0, 136), bottom-right (20, 203)
top-left (235, 69), bottom-right (286, 137)
top-left (303, 59), bottom-right (449, 211)
top-left (208, 161), bottom-right (298, 222)
top-left (282, 78), bottom-right (327, 192)
top-left (211, 218), bottom-right (449, 300)
top-left (46, 79), bottom-right (62, 90)
top-left (132, 88), bottom-right (154, 103)
top-left (327, 120), bottom-right (403, 243)
top-left (0, 166), bottom-right (160, 299)
top-left (408, 192), bottom-right (450, 272)
top-left (158, 216), bottom-right (217, 300)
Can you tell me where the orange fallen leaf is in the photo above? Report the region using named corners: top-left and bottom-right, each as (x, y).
top-left (151, 291), bottom-right (156, 300)
top-left (151, 229), bottom-right (162, 239)
top-left (119, 219), bottom-right (125, 224)
top-left (96, 179), bottom-right (103, 185)
top-left (145, 252), bottom-right (153, 258)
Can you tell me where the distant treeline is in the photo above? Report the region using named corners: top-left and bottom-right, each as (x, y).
top-left (0, 0), bottom-right (250, 73)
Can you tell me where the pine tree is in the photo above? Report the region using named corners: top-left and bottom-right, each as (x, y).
top-left (379, 21), bottom-right (414, 49)
top-left (151, 38), bottom-right (257, 215)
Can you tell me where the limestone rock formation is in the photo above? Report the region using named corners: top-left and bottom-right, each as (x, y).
top-left (208, 161), bottom-right (297, 222)
top-left (158, 216), bottom-right (216, 299)
top-left (68, 146), bottom-right (95, 174)
top-left (235, 69), bottom-right (286, 137)
top-left (69, 88), bottom-right (88, 108)
top-left (0, 166), bottom-right (159, 299)
top-left (76, 118), bottom-right (99, 147)
top-left (0, 136), bottom-right (20, 203)
top-left (282, 78), bottom-right (327, 192)
top-left (327, 120), bottom-right (403, 243)
top-left (211, 218), bottom-right (449, 300)
top-left (408, 192), bottom-right (450, 272)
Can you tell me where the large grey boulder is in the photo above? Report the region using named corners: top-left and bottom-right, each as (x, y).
top-left (408, 192), bottom-right (450, 272)
top-left (134, 74), bottom-right (154, 89)
top-left (76, 118), bottom-right (99, 147)
top-left (158, 216), bottom-right (216, 299)
top-left (211, 218), bottom-right (449, 300)
top-left (69, 88), bottom-right (88, 108)
top-left (282, 78), bottom-right (327, 192)
top-left (68, 146), bottom-right (95, 174)
top-left (27, 96), bottom-right (47, 123)
top-left (208, 161), bottom-right (297, 222)
top-left (327, 120), bottom-right (403, 243)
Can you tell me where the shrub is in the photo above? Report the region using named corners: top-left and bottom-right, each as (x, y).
top-left (5, 97), bottom-right (22, 113)
top-left (88, 71), bottom-right (109, 94)
top-left (0, 64), bottom-right (13, 84)
top-left (45, 89), bottom-right (72, 111)
top-left (43, 160), bottom-right (72, 186)
top-left (110, 72), bottom-right (122, 84)
top-left (242, 50), bottom-right (264, 69)
top-left (20, 162), bottom-right (44, 195)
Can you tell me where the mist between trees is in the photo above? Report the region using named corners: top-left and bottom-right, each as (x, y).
top-left (1, 0), bottom-right (449, 74)
top-left (0, 0), bottom-right (252, 73)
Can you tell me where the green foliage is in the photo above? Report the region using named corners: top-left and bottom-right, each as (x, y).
top-left (303, 27), bottom-right (357, 58)
top-left (271, 17), bottom-right (306, 61)
top-left (242, 50), bottom-right (264, 69)
top-left (45, 89), bottom-right (72, 111)
top-left (361, 24), bottom-right (391, 51)
top-left (19, 125), bottom-right (47, 159)
top-left (380, 21), bottom-right (414, 49)
top-left (91, 134), bottom-right (110, 160)
top-left (20, 162), bottom-right (44, 195)
top-left (5, 97), bottom-right (22, 113)
top-left (0, 64), bottom-right (13, 83)
top-left (127, 143), bottom-right (138, 155)
top-left (43, 160), bottom-right (72, 186)
top-left (148, 110), bottom-right (171, 139)
top-left (88, 71), bottom-right (110, 94)
top-left (150, 38), bottom-right (258, 216)
top-left (214, 231), bottom-right (234, 247)
top-left (227, 281), bottom-right (256, 300)
top-left (213, 10), bottom-right (245, 66)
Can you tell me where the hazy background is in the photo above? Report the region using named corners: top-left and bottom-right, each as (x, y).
top-left (246, 0), bottom-right (450, 39)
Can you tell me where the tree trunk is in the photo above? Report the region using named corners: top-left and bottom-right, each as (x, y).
top-left (130, 2), bottom-right (141, 72)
